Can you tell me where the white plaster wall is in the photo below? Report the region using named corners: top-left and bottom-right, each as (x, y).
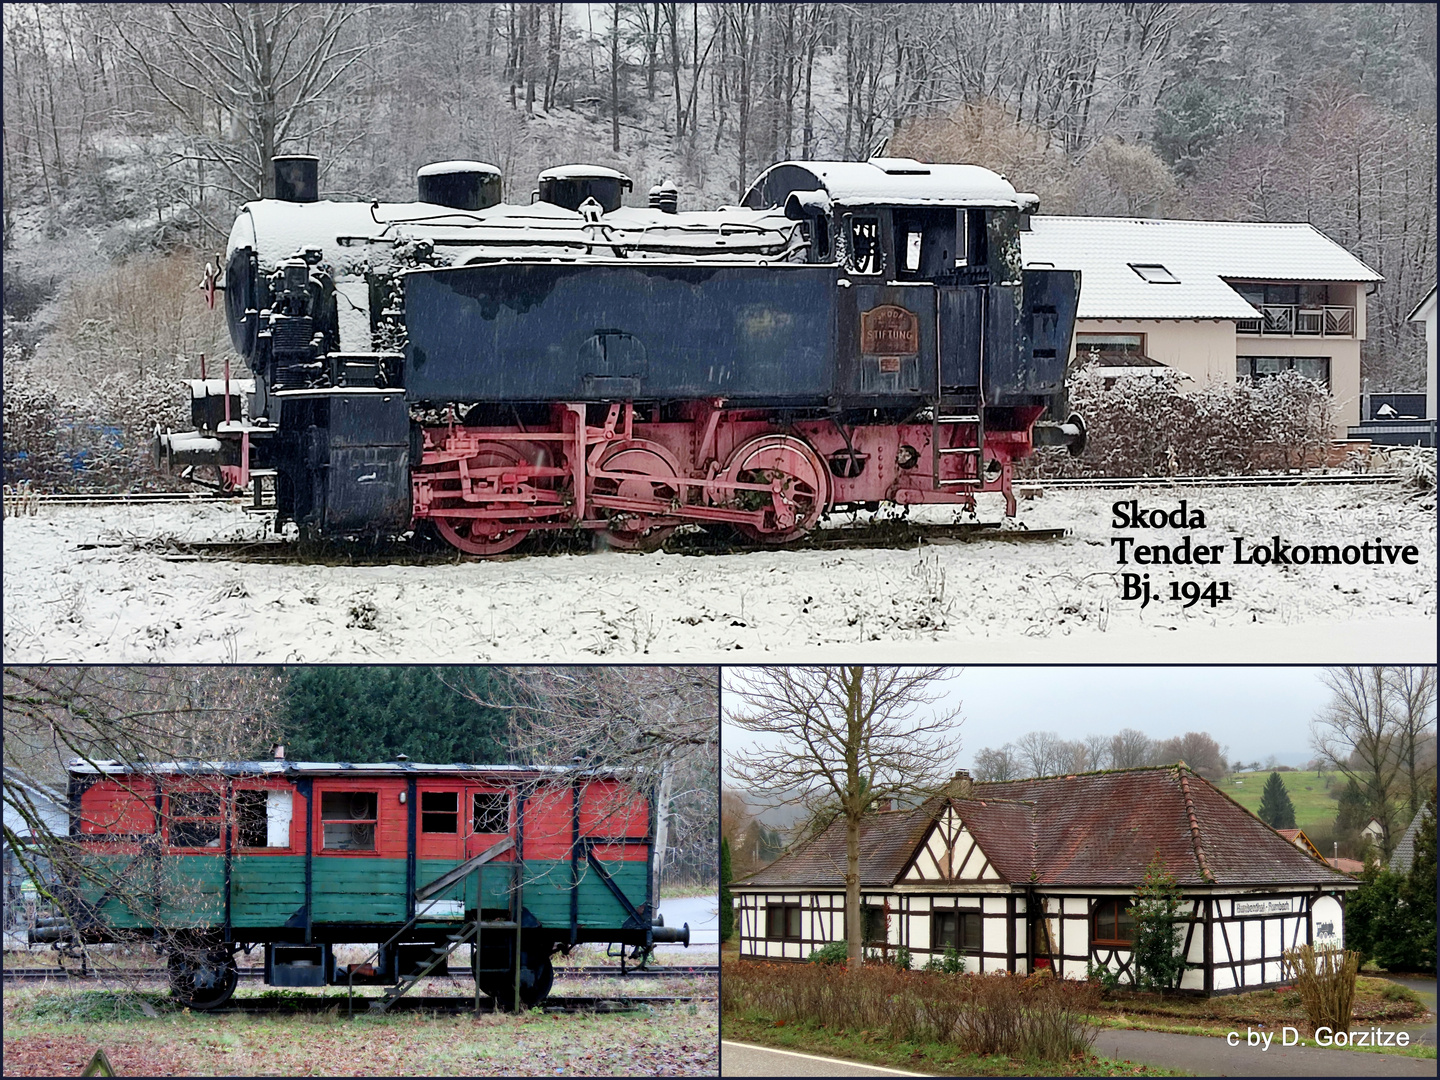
top-left (1312, 894), bottom-right (1343, 949)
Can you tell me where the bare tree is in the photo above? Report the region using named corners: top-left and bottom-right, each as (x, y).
top-left (1382, 666), bottom-right (1437, 817)
top-left (725, 666), bottom-right (962, 969)
top-left (1082, 732), bottom-right (1112, 771)
top-left (1311, 666), bottom-right (1411, 857)
top-left (1109, 727), bottom-right (1154, 769)
top-left (1152, 731), bottom-right (1229, 780)
top-left (109, 3), bottom-right (373, 209)
top-left (1014, 729), bottom-right (1068, 778)
top-left (971, 743), bottom-right (1020, 782)
top-left (449, 666), bottom-right (719, 897)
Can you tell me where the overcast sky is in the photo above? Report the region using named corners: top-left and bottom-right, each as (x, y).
top-left (721, 666), bottom-right (1341, 779)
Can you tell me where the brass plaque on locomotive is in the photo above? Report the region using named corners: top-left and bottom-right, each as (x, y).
top-left (860, 305), bottom-right (919, 356)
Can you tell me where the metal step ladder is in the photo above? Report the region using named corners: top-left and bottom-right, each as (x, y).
top-left (931, 391), bottom-right (984, 489)
top-left (368, 919), bottom-right (488, 1013)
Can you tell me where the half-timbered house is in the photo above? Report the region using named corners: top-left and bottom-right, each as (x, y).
top-left (732, 766), bottom-right (1357, 994)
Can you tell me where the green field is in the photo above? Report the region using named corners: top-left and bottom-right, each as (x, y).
top-left (1222, 770), bottom-right (1340, 833)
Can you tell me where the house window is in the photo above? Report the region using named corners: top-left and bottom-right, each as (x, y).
top-left (1129, 263), bottom-right (1180, 284)
top-left (320, 791), bottom-right (377, 851)
top-left (766, 902), bottom-right (803, 941)
top-left (1237, 356), bottom-right (1330, 387)
top-left (234, 790), bottom-right (269, 848)
top-left (932, 908), bottom-right (982, 953)
top-left (473, 792), bottom-right (509, 834)
top-left (1092, 898), bottom-right (1136, 946)
top-left (861, 903), bottom-right (888, 945)
top-left (1076, 333), bottom-right (1145, 358)
top-left (844, 215), bottom-right (883, 275)
top-left (170, 791), bottom-right (223, 848)
top-left (421, 791), bottom-right (458, 834)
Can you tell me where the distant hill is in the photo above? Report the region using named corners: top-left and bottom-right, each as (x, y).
top-left (1223, 770), bottom-right (1338, 832)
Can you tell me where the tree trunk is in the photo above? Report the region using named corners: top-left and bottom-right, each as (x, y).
top-left (611, 2), bottom-right (622, 153)
top-left (652, 757), bottom-right (673, 907)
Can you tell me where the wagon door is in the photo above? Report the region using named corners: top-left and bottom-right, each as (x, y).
top-left (574, 778), bottom-right (652, 931)
top-left (413, 779), bottom-right (466, 920)
top-left (311, 780), bottom-right (406, 926)
top-left (460, 783), bottom-right (518, 914)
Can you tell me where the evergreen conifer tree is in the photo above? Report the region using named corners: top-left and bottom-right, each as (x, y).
top-left (719, 837), bottom-right (735, 943)
top-left (1258, 771), bottom-right (1297, 830)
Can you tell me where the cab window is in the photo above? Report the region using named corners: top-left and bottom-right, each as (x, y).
top-left (320, 791), bottom-right (377, 851)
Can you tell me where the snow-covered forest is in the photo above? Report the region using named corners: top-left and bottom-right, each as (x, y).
top-left (3, 3), bottom-right (1437, 486)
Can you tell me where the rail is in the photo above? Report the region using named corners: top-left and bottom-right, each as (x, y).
top-left (1236, 304), bottom-right (1354, 337)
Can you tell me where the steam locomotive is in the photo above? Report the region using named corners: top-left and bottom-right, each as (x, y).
top-left (157, 154), bottom-right (1082, 555)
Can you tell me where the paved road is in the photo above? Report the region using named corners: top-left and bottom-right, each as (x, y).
top-left (721, 1041), bottom-right (933, 1077)
top-left (1095, 1028), bottom-right (1436, 1077)
top-left (725, 1030), bottom-right (1434, 1078)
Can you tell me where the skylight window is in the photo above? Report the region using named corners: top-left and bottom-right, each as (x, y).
top-left (1130, 263), bottom-right (1180, 284)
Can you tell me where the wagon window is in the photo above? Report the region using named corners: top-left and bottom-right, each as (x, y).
top-left (421, 791), bottom-right (459, 833)
top-left (844, 215), bottom-right (882, 275)
top-left (933, 909), bottom-right (982, 953)
top-left (765, 902), bottom-right (802, 941)
top-left (320, 791), bottom-right (377, 851)
top-left (473, 792), bottom-right (509, 834)
top-left (1092, 898), bottom-right (1135, 946)
top-left (170, 791), bottom-right (222, 848)
top-left (235, 790), bottom-right (268, 848)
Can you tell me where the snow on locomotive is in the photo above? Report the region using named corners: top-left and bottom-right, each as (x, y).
top-left (157, 154), bottom-right (1084, 554)
top-left (36, 758), bottom-right (685, 1010)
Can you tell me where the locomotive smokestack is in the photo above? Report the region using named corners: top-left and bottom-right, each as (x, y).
top-left (273, 155), bottom-right (319, 202)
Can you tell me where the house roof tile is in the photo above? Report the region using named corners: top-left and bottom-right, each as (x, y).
top-left (737, 767), bottom-right (1353, 890)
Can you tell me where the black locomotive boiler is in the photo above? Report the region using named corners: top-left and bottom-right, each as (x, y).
top-left (157, 155), bottom-right (1083, 554)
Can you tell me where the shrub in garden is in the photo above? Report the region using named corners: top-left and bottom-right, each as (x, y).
top-left (1021, 367), bottom-right (1337, 478)
top-left (1131, 852), bottom-right (1187, 991)
top-left (1283, 944), bottom-right (1360, 1034)
top-left (807, 940), bottom-right (848, 965)
top-left (723, 960), bottom-right (1098, 1063)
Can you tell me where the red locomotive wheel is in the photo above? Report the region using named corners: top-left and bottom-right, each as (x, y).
top-left (590, 441), bottom-right (682, 552)
top-left (426, 441), bottom-right (539, 556)
top-left (720, 434), bottom-right (829, 543)
top-left (433, 515), bottom-right (531, 556)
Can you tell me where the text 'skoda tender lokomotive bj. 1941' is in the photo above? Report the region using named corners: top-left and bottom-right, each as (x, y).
top-left (33, 758), bottom-right (686, 1010)
top-left (156, 154), bottom-right (1084, 555)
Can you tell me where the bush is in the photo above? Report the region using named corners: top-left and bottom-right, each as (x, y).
top-left (723, 961), bottom-right (1098, 1063)
top-left (1021, 368), bottom-right (1337, 478)
top-left (924, 944), bottom-right (966, 975)
top-left (1283, 944), bottom-right (1360, 1035)
top-left (807, 940), bottom-right (849, 965)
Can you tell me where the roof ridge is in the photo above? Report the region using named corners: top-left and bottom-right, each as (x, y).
top-left (1175, 766), bottom-right (1216, 884)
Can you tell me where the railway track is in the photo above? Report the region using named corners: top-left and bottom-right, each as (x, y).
top-left (10, 469), bottom-right (1408, 510)
top-left (1, 964), bottom-right (717, 982)
top-left (216, 994), bottom-right (703, 1016)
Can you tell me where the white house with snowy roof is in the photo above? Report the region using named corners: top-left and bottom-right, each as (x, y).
top-left (1019, 217), bottom-right (1382, 433)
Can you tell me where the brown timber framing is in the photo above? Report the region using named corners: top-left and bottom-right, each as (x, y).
top-left (733, 885), bottom-right (1345, 994)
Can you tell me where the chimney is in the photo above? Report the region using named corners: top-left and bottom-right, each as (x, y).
top-left (272, 743), bottom-right (285, 760)
top-left (877, 797), bottom-right (892, 812)
top-left (950, 769), bottom-right (973, 798)
top-left (272, 155), bottom-right (319, 203)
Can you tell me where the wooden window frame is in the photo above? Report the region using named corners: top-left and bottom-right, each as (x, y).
top-left (1091, 897), bottom-right (1136, 947)
top-left (932, 908), bottom-right (983, 954)
top-left (319, 790), bottom-right (379, 852)
top-left (472, 791), bottom-right (510, 835)
top-left (766, 902), bottom-right (803, 942)
top-left (168, 789), bottom-right (224, 850)
top-left (420, 790), bottom-right (459, 834)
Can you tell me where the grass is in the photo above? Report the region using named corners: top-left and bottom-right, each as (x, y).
top-left (1222, 770), bottom-right (1341, 833)
top-left (1, 985), bottom-right (718, 1076)
top-left (724, 1013), bottom-right (1187, 1076)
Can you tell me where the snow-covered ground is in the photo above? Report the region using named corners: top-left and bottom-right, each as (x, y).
top-left (3, 483), bottom-right (1434, 664)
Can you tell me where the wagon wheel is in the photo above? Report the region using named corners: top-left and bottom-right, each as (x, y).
top-left (480, 956), bottom-right (554, 1011)
top-left (167, 946), bottom-right (237, 1010)
top-left (429, 441), bottom-right (535, 556)
top-left (720, 434), bottom-right (829, 543)
top-left (590, 441), bottom-right (682, 553)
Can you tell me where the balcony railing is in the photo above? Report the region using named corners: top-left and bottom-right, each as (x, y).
top-left (1236, 305), bottom-right (1355, 337)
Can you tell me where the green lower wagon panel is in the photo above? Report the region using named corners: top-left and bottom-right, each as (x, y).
top-left (75, 854), bottom-right (648, 933)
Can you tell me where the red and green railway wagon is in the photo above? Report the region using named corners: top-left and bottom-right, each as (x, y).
top-left (40, 760), bottom-right (687, 1009)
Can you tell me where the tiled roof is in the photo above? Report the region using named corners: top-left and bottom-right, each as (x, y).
top-left (1388, 811), bottom-right (1427, 873)
top-left (1020, 216), bottom-right (1381, 320)
top-left (740, 804), bottom-right (937, 889)
top-left (737, 767), bottom-right (1353, 890)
